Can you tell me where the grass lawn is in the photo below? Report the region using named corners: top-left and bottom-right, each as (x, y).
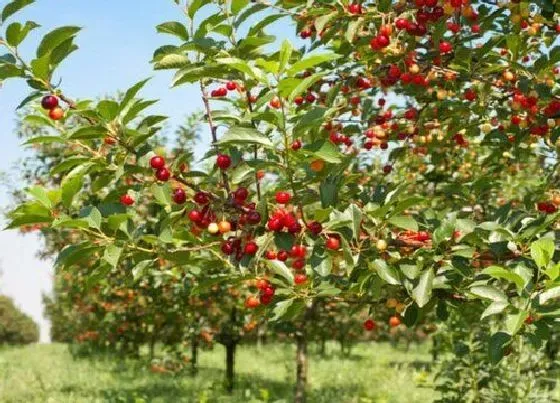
top-left (0, 342), bottom-right (435, 402)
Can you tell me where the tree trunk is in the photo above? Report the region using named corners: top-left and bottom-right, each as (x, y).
top-left (149, 335), bottom-right (156, 360)
top-left (191, 336), bottom-right (199, 376)
top-left (225, 342), bottom-right (236, 393)
top-left (320, 338), bottom-right (326, 356)
top-left (432, 337), bottom-right (438, 362)
top-left (294, 333), bottom-right (308, 403)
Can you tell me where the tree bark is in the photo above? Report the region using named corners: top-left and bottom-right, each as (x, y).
top-left (294, 333), bottom-right (308, 403)
top-left (225, 342), bottom-right (236, 393)
top-left (191, 336), bottom-right (199, 376)
top-left (148, 334), bottom-right (156, 360)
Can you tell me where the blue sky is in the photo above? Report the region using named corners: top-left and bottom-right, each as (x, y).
top-left (0, 0), bottom-right (272, 341)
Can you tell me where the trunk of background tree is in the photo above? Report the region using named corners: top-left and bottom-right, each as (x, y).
top-left (339, 337), bottom-right (345, 355)
top-left (320, 338), bottom-right (326, 356)
top-left (225, 342), bottom-right (236, 393)
top-left (294, 303), bottom-right (315, 403)
top-left (294, 333), bottom-right (308, 403)
top-left (191, 336), bottom-right (198, 376)
top-left (149, 334), bottom-right (156, 360)
top-left (432, 337), bottom-right (438, 362)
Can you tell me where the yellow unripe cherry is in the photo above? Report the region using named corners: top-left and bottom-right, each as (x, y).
top-left (376, 239), bottom-right (388, 251)
top-left (207, 222), bottom-right (219, 234)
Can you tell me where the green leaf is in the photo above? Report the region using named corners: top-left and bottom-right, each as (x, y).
top-left (103, 245), bottom-right (122, 268)
top-left (345, 204), bottom-right (362, 241)
top-left (97, 100), bottom-right (119, 120)
top-left (371, 259), bottom-right (399, 285)
top-left (506, 310), bottom-right (528, 335)
top-left (82, 206), bottom-right (102, 230)
top-left (412, 268), bottom-right (434, 308)
top-left (388, 215), bottom-right (418, 231)
top-left (287, 52), bottom-right (341, 76)
top-left (6, 21), bottom-right (39, 47)
top-left (288, 72), bottom-right (327, 102)
top-left (61, 163), bottom-right (91, 208)
top-left (231, 0), bottom-right (249, 14)
top-left (54, 242), bottom-right (100, 269)
top-left (151, 183), bottom-right (172, 206)
top-left (1, 0), bottom-right (33, 24)
top-left (264, 259), bottom-right (294, 284)
top-left (470, 285), bottom-right (507, 302)
top-left (156, 21), bottom-right (189, 41)
top-left (68, 125), bottom-right (107, 140)
top-left (530, 237), bottom-right (555, 269)
top-left (5, 201), bottom-right (52, 229)
top-left (305, 140), bottom-right (341, 164)
top-left (216, 57), bottom-right (266, 83)
top-left (188, 0), bottom-right (208, 18)
top-left (278, 39), bottom-right (292, 74)
top-left (26, 185), bottom-right (52, 209)
top-left (481, 265), bottom-right (526, 293)
top-left (488, 332), bottom-right (511, 364)
top-left (218, 126), bottom-right (273, 148)
top-left (481, 300), bottom-right (509, 319)
top-left (23, 135), bottom-right (63, 145)
top-left (539, 286), bottom-right (560, 305)
top-left (119, 78), bottom-right (150, 112)
top-left (36, 26), bottom-right (81, 58)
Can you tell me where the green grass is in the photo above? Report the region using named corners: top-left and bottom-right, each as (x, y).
top-left (0, 342), bottom-right (435, 402)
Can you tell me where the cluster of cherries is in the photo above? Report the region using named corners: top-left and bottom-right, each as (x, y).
top-left (245, 278), bottom-right (276, 308)
top-left (210, 81), bottom-right (237, 97)
top-left (41, 95), bottom-right (64, 120)
top-left (537, 201), bottom-right (558, 214)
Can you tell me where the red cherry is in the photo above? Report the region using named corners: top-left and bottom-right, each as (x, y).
top-left (120, 194), bottom-right (134, 206)
top-left (260, 293), bottom-right (273, 305)
top-left (277, 250), bottom-right (289, 261)
top-left (234, 187), bottom-right (249, 202)
top-left (155, 167), bottom-right (171, 182)
top-left (172, 188), bottom-right (186, 204)
top-left (363, 319), bottom-right (376, 331)
top-left (292, 258), bottom-right (306, 271)
top-left (194, 192), bottom-right (210, 204)
top-left (295, 96), bottom-right (304, 105)
top-left (41, 95), bottom-right (59, 110)
top-left (244, 241), bottom-right (258, 255)
top-left (216, 154), bottom-right (232, 170)
top-left (188, 210), bottom-right (201, 222)
top-left (291, 139), bottom-right (302, 151)
top-left (150, 156), bottom-right (165, 169)
top-left (262, 286), bottom-right (275, 297)
top-left (389, 316), bottom-right (401, 327)
top-left (326, 236), bottom-right (340, 250)
top-left (275, 191), bottom-right (292, 204)
top-left (306, 221), bottom-right (323, 235)
top-left (265, 250), bottom-right (277, 260)
top-left (246, 211), bottom-right (261, 224)
top-left (464, 89), bottom-right (477, 102)
top-left (226, 81), bottom-right (237, 91)
top-left (383, 165), bottom-right (393, 174)
top-left (291, 245), bottom-right (307, 258)
top-left (439, 41), bottom-right (453, 54)
top-left (395, 18), bottom-right (409, 30)
top-left (267, 217), bottom-right (284, 231)
top-left (221, 241), bottom-right (234, 255)
top-left (404, 108), bottom-right (417, 120)
top-left (348, 3), bottom-right (362, 14)
top-left (294, 273), bottom-right (307, 285)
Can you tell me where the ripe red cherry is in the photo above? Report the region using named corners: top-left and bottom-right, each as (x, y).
top-left (416, 231), bottom-right (431, 242)
top-left (234, 187), bottom-right (249, 202)
top-left (291, 245), bottom-right (307, 258)
top-left (194, 192), bottom-right (210, 204)
top-left (244, 241), bottom-right (258, 255)
top-left (262, 286), bottom-right (275, 297)
top-left (277, 250), bottom-right (289, 261)
top-left (275, 191), bottom-right (291, 204)
top-left (348, 3), bottom-right (362, 14)
top-left (188, 210), bottom-right (201, 222)
top-left (221, 241), bottom-right (234, 255)
top-left (294, 96), bottom-right (304, 105)
top-left (395, 18), bottom-right (409, 30)
top-left (260, 293), bottom-right (273, 305)
top-left (256, 278), bottom-right (269, 290)
top-left (464, 89), bottom-right (477, 102)
top-left (49, 107), bottom-right (64, 120)
top-left (41, 95), bottom-right (59, 110)
top-left (326, 236), bottom-right (340, 250)
top-left (294, 274), bottom-right (307, 285)
top-left (247, 211), bottom-right (261, 224)
top-left (306, 221), bottom-right (323, 235)
top-left (172, 188), bottom-right (186, 204)
top-left (120, 194), bottom-right (134, 206)
top-left (267, 217), bottom-right (284, 231)
top-left (265, 250), bottom-right (277, 260)
top-left (226, 81), bottom-right (237, 91)
top-left (292, 258), bottom-right (306, 271)
top-left (245, 296), bottom-right (260, 308)
top-left (439, 41), bottom-right (453, 54)
top-left (404, 108), bottom-right (417, 120)
top-left (291, 139), bottom-right (302, 150)
top-left (150, 156), bottom-right (165, 169)
top-left (363, 319), bottom-right (376, 331)
top-left (155, 167), bottom-right (171, 182)
top-left (216, 154), bottom-right (232, 170)
top-left (269, 97), bottom-right (281, 109)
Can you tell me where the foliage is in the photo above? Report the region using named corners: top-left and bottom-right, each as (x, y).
top-left (0, 295), bottom-right (39, 345)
